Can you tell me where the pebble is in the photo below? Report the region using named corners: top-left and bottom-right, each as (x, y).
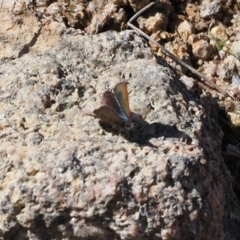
top-left (192, 39), bottom-right (212, 60)
top-left (200, 0), bottom-right (221, 18)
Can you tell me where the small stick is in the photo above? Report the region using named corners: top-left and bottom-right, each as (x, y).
top-left (127, 1), bottom-right (232, 98)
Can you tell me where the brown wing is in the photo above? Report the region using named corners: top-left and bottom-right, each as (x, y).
top-left (100, 90), bottom-right (129, 122)
top-left (93, 106), bottom-right (125, 126)
top-left (101, 91), bottom-right (122, 113)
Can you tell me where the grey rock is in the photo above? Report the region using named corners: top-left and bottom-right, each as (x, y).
top-left (192, 39), bottom-right (213, 60)
top-left (0, 16), bottom-right (239, 240)
top-left (200, 0), bottom-right (222, 19)
top-left (26, 132), bottom-right (43, 146)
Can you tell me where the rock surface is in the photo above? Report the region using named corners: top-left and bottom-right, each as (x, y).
top-left (0, 1), bottom-right (240, 240)
top-left (0, 28), bottom-right (238, 240)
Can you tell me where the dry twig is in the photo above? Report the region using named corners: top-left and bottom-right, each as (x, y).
top-left (127, 1), bottom-right (231, 98)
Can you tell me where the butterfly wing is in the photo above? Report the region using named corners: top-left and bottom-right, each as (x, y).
top-left (93, 91), bottom-right (126, 125)
top-left (114, 82), bottom-right (131, 120)
top-left (101, 91), bottom-right (129, 122)
top-left (93, 106), bottom-right (125, 125)
top-left (101, 91), bottom-right (122, 113)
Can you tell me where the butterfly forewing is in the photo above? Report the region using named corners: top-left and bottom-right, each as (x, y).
top-left (101, 91), bottom-right (122, 113)
top-left (93, 90), bottom-right (128, 125)
top-left (101, 90), bottom-right (129, 122)
top-left (93, 83), bottom-right (132, 127)
top-left (114, 82), bottom-right (131, 119)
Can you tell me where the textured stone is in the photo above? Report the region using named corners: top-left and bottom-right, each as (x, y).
top-left (177, 20), bottom-right (194, 40)
top-left (186, 3), bottom-right (200, 22)
top-left (192, 39), bottom-right (212, 60)
top-left (0, 28), bottom-right (237, 240)
top-left (180, 75), bottom-right (197, 92)
top-left (210, 26), bottom-right (228, 42)
top-left (200, 0), bottom-right (222, 18)
top-left (0, 1), bottom-right (239, 240)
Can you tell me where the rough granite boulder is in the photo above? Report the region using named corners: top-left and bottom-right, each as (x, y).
top-left (0, 27), bottom-right (240, 240)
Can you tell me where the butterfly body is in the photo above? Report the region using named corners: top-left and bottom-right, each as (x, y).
top-left (93, 82), bottom-right (132, 128)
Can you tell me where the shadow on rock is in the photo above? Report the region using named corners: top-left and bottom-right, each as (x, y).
top-left (97, 113), bottom-right (192, 147)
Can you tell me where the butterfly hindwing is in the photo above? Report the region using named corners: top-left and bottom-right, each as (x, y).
top-left (93, 106), bottom-right (125, 126)
top-left (93, 83), bottom-right (132, 126)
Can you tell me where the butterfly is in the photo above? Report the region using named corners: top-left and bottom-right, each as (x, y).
top-left (93, 82), bottom-right (133, 129)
